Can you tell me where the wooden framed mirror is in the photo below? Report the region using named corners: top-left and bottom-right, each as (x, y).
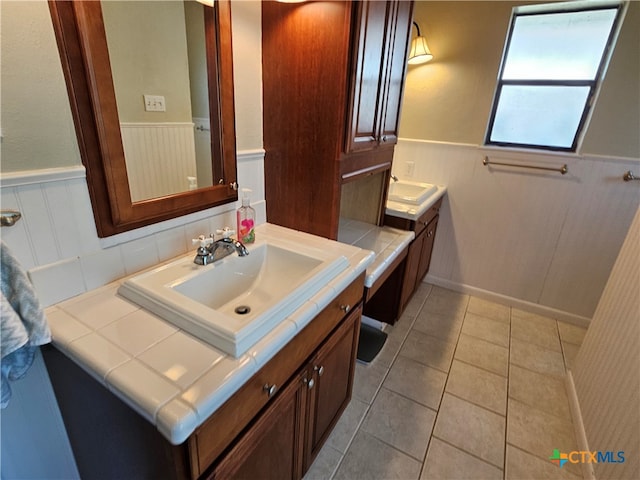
top-left (49, 0), bottom-right (237, 237)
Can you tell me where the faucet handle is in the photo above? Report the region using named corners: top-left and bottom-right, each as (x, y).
top-left (215, 227), bottom-right (235, 239)
top-left (192, 235), bottom-right (214, 248)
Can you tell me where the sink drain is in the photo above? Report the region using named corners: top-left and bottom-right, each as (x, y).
top-left (234, 305), bottom-right (251, 315)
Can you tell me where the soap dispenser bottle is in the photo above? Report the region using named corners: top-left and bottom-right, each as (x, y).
top-left (237, 188), bottom-right (256, 243)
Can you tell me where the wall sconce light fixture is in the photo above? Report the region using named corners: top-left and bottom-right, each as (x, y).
top-left (408, 21), bottom-right (433, 65)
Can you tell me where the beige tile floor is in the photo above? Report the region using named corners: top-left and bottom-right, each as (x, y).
top-left (304, 284), bottom-right (588, 480)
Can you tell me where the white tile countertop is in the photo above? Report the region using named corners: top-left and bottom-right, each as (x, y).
top-left (44, 223), bottom-right (374, 445)
top-left (385, 184), bottom-right (447, 221)
top-left (337, 219), bottom-right (414, 288)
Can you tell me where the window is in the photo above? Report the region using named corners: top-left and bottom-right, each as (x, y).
top-left (485, 1), bottom-right (626, 152)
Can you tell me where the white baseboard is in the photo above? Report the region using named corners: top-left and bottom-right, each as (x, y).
top-left (423, 274), bottom-right (591, 328)
top-left (566, 370), bottom-right (596, 480)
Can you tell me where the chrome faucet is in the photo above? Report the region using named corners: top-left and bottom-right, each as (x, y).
top-left (210, 237), bottom-right (250, 259)
top-left (192, 229), bottom-right (249, 265)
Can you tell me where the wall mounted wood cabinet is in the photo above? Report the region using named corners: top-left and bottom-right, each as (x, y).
top-left (263, 0), bottom-right (414, 239)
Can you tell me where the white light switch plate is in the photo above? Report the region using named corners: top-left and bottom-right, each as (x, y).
top-left (143, 95), bottom-right (166, 112)
top-left (404, 161), bottom-right (415, 177)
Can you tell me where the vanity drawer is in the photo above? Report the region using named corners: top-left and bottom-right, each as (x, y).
top-left (384, 197), bottom-right (443, 235)
top-left (414, 197), bottom-right (442, 236)
top-left (189, 273), bottom-right (365, 478)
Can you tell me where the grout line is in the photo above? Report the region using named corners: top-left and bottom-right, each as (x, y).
top-left (433, 435), bottom-right (505, 472)
top-left (442, 390), bottom-right (507, 418)
top-left (503, 306), bottom-right (513, 479)
top-left (356, 429), bottom-right (427, 464)
top-left (504, 441), bottom-right (584, 479)
top-left (452, 356), bottom-right (508, 379)
top-left (330, 289), bottom-right (429, 479)
top-left (418, 291), bottom-right (470, 478)
top-left (376, 385), bottom-right (440, 414)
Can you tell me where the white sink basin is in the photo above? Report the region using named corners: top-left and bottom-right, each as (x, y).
top-left (388, 180), bottom-right (437, 205)
top-left (118, 238), bottom-right (348, 356)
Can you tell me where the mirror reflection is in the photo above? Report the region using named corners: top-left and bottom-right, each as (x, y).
top-left (102, 0), bottom-right (214, 202)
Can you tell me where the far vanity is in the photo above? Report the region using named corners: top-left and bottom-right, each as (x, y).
top-left (43, 224), bottom-right (374, 480)
top-left (383, 181), bottom-right (447, 315)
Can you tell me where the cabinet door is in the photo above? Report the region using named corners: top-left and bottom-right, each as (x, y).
top-left (346, 1), bottom-right (389, 153)
top-left (400, 231), bottom-right (425, 310)
top-left (417, 216), bottom-right (439, 284)
top-left (379, 0), bottom-right (413, 147)
top-left (304, 305), bottom-right (361, 469)
top-left (346, 1), bottom-right (413, 153)
top-left (208, 371), bottom-right (309, 480)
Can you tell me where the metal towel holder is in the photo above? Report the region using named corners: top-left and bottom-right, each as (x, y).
top-left (1, 210), bottom-right (22, 227)
top-left (483, 156), bottom-right (568, 175)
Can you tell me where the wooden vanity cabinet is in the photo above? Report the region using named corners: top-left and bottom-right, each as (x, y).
top-left (206, 368), bottom-right (309, 480)
top-left (304, 305), bottom-right (361, 467)
top-left (44, 275), bottom-right (364, 480)
top-left (207, 304), bottom-right (362, 480)
top-left (191, 276), bottom-right (363, 479)
top-left (385, 197), bottom-right (443, 311)
top-left (262, 0), bottom-right (414, 240)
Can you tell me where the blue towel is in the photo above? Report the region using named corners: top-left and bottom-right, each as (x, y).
top-left (1, 241), bottom-right (51, 408)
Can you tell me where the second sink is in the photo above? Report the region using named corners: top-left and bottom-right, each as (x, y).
top-left (388, 180), bottom-right (437, 205)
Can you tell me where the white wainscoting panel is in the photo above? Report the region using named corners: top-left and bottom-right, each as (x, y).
top-left (193, 117), bottom-right (214, 189)
top-left (0, 149), bottom-right (266, 305)
top-left (572, 205), bottom-right (640, 480)
top-left (120, 122), bottom-right (198, 202)
top-left (394, 139), bottom-right (640, 320)
top-left (539, 155), bottom-right (640, 316)
top-left (1, 167), bottom-right (98, 271)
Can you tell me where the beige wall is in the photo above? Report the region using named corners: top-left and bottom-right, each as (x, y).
top-left (1, 1), bottom-right (82, 172)
top-left (185, 1), bottom-right (210, 120)
top-left (581, 1), bottom-right (640, 156)
top-left (401, 1), bottom-right (640, 158)
top-left (102, 1), bottom-right (193, 123)
top-left (0, 0), bottom-right (264, 173)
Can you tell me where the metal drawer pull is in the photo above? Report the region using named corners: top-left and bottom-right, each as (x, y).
top-left (340, 304), bottom-right (351, 313)
top-left (303, 377), bottom-right (315, 389)
top-left (314, 365), bottom-right (325, 377)
top-left (263, 384), bottom-right (278, 397)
